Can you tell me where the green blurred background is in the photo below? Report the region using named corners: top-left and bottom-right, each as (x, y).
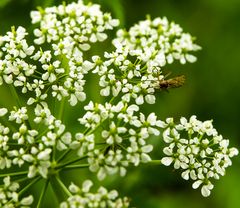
top-left (0, 0), bottom-right (240, 207)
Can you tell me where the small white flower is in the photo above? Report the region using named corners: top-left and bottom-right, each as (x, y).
top-left (20, 195), bottom-right (34, 205)
top-left (0, 108), bottom-right (8, 117)
top-left (9, 107), bottom-right (28, 124)
top-left (161, 116), bottom-right (238, 197)
top-left (60, 180), bottom-right (129, 208)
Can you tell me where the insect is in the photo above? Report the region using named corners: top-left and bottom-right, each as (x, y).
top-left (158, 75), bottom-right (186, 90)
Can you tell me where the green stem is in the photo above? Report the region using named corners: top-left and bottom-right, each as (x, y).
top-left (133, 58), bottom-right (139, 65)
top-left (24, 120), bottom-right (33, 131)
top-left (147, 160), bottom-right (162, 165)
top-left (56, 149), bottom-right (72, 163)
top-left (35, 128), bottom-right (49, 142)
top-left (55, 175), bottom-right (72, 197)
top-left (19, 176), bottom-right (41, 196)
top-left (109, 96), bottom-right (116, 104)
top-left (37, 179), bottom-right (49, 208)
top-left (35, 70), bottom-right (43, 75)
top-left (62, 164), bottom-right (89, 171)
top-left (50, 176), bottom-right (66, 203)
top-left (95, 142), bottom-right (106, 145)
top-left (57, 74), bottom-right (68, 80)
top-left (15, 176), bottom-right (29, 183)
top-left (140, 64), bottom-right (147, 72)
top-left (52, 146), bottom-right (56, 163)
top-left (83, 127), bottom-right (90, 134)
top-left (0, 118), bottom-right (17, 132)
top-left (7, 143), bottom-right (24, 146)
top-left (56, 155), bottom-right (88, 170)
top-left (86, 122), bottom-right (103, 135)
top-left (31, 74), bottom-right (42, 79)
top-left (58, 97), bottom-right (65, 120)
top-left (0, 171), bottom-right (28, 178)
top-left (5, 176), bottom-right (41, 206)
top-left (9, 84), bottom-right (22, 107)
top-left (117, 143), bottom-right (128, 152)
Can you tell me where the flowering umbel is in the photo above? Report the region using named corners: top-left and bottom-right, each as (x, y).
top-left (60, 180), bottom-right (129, 208)
top-left (161, 116), bottom-right (238, 197)
top-left (0, 0), bottom-right (238, 207)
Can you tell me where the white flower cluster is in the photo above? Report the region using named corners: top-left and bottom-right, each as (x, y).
top-left (60, 180), bottom-right (129, 208)
top-left (0, 0), bottom-right (238, 206)
top-left (0, 105), bottom-right (72, 178)
top-left (31, 0), bottom-right (119, 48)
top-left (0, 177), bottom-right (33, 208)
top-left (114, 17), bottom-right (200, 65)
top-left (74, 101), bottom-right (164, 180)
top-left (95, 16), bottom-right (201, 104)
top-left (29, 0), bottom-right (118, 106)
top-left (0, 0), bottom-right (119, 106)
top-left (0, 26), bottom-right (36, 92)
top-left (161, 116), bottom-right (239, 197)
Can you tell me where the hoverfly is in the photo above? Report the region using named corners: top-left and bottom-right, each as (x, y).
top-left (158, 75), bottom-right (186, 90)
top-left (150, 67), bottom-right (186, 91)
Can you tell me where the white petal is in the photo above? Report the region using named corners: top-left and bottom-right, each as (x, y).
top-left (0, 108), bottom-right (8, 117)
top-left (181, 170), bottom-right (190, 180)
top-left (201, 185), bottom-right (211, 197)
top-left (20, 195), bottom-right (34, 205)
top-left (136, 95), bottom-right (144, 105)
top-left (82, 180), bottom-right (93, 192)
top-left (145, 94), bottom-right (156, 104)
top-left (141, 145), bottom-right (153, 153)
top-left (79, 43), bottom-right (90, 51)
top-left (161, 157), bottom-right (173, 166)
top-left (69, 94), bottom-right (77, 106)
top-left (192, 180), bottom-right (202, 189)
top-left (185, 54), bottom-right (197, 63)
top-left (141, 153), bottom-right (151, 163)
top-left (69, 183), bottom-right (80, 193)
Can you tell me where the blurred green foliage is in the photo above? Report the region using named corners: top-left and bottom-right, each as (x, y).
top-left (0, 0), bottom-right (240, 207)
